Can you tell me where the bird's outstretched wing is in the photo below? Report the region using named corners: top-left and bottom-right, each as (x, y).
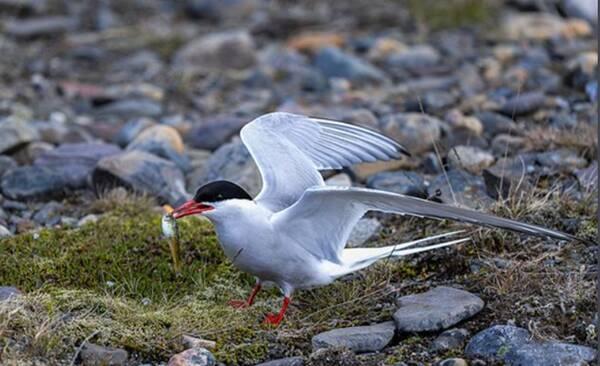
top-left (240, 112), bottom-right (409, 212)
top-left (273, 186), bottom-right (585, 262)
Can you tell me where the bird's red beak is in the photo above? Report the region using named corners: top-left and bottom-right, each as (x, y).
top-left (172, 200), bottom-right (214, 219)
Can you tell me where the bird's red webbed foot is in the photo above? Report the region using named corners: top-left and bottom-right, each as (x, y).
top-left (263, 297), bottom-right (290, 326)
top-left (228, 282), bottom-right (261, 309)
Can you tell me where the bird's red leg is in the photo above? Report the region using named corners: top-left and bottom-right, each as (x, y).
top-left (263, 296), bottom-right (290, 325)
top-left (229, 282), bottom-right (262, 309)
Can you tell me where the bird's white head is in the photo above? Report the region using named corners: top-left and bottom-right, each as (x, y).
top-left (171, 180), bottom-right (252, 221)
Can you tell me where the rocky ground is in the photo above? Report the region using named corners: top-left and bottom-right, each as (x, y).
top-left (0, 0), bottom-right (598, 365)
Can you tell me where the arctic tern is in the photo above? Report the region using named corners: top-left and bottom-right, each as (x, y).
top-left (171, 112), bottom-right (582, 325)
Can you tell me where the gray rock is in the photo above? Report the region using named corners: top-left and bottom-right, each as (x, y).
top-left (34, 142), bottom-right (122, 189)
top-left (92, 151), bottom-right (189, 206)
top-left (127, 125), bottom-right (189, 171)
top-left (431, 328), bottom-right (470, 351)
top-left (192, 139), bottom-right (261, 196)
top-left (112, 117), bottom-right (157, 147)
top-left (0, 119), bottom-right (39, 154)
top-left (80, 343), bottom-right (128, 366)
top-left (168, 347), bottom-right (216, 366)
top-left (438, 358), bottom-right (468, 366)
top-left (312, 321), bottom-right (396, 353)
top-left (33, 201), bottom-right (63, 226)
top-left (347, 218), bottom-right (381, 247)
top-left (421, 91), bottom-right (458, 113)
top-left (0, 156), bottom-right (17, 178)
top-left (482, 155), bottom-right (537, 200)
top-left (474, 111), bottom-right (517, 136)
top-left (428, 170), bottom-right (493, 210)
top-left (379, 113), bottom-right (443, 154)
top-left (499, 91), bottom-right (546, 116)
top-left (575, 161), bottom-right (597, 191)
top-left (366, 171), bottom-right (427, 198)
top-left (549, 112), bottom-right (578, 129)
top-left (185, 116), bottom-right (248, 151)
top-left (1, 166), bottom-right (74, 201)
top-left (387, 45), bottom-right (440, 70)
top-left (185, 0), bottom-right (257, 21)
top-left (35, 120), bottom-right (92, 144)
top-left (447, 146), bottom-right (495, 174)
top-left (465, 325), bottom-right (596, 366)
top-left (561, 0), bottom-right (598, 24)
top-left (0, 286), bottom-right (21, 301)
top-left (174, 30), bottom-right (256, 73)
top-left (255, 356), bottom-right (304, 366)
top-left (536, 149), bottom-right (588, 173)
top-left (12, 141), bottom-right (54, 165)
top-left (0, 225), bottom-right (11, 238)
top-left (314, 47), bottom-right (385, 83)
top-left (4, 16), bottom-right (77, 39)
top-left (393, 287), bottom-right (484, 332)
top-left (491, 134), bottom-right (526, 155)
top-left (95, 99), bottom-right (162, 118)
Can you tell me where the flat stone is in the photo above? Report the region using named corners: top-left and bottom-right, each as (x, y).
top-left (191, 139), bottom-right (261, 196)
top-left (498, 91), bottom-right (546, 116)
top-left (0, 155), bottom-right (17, 178)
top-left (536, 149), bottom-right (588, 173)
top-left (185, 116), bottom-right (247, 151)
top-left (0, 286), bottom-right (21, 301)
top-left (168, 347), bottom-right (216, 366)
top-left (447, 146), bottom-right (495, 174)
top-left (393, 286), bottom-right (484, 332)
top-left (95, 98), bottom-right (162, 118)
top-left (0, 119), bottom-right (39, 154)
top-left (474, 111), bottom-right (517, 136)
top-left (366, 171), bottom-right (427, 198)
top-left (347, 218), bottom-right (381, 247)
top-left (255, 356), bottom-right (304, 366)
top-left (312, 321), bottom-right (395, 353)
top-left (127, 125), bottom-right (189, 171)
top-left (5, 16), bottom-right (77, 39)
top-left (174, 30), bottom-right (256, 73)
top-left (465, 325), bottom-right (596, 366)
top-left (431, 328), bottom-right (470, 351)
top-left (112, 117), bottom-right (157, 147)
top-left (314, 46), bottom-right (385, 83)
top-left (379, 113), bottom-right (443, 154)
top-left (92, 151), bottom-right (189, 206)
top-left (80, 343), bottom-right (128, 366)
top-left (428, 170), bottom-right (494, 210)
top-left (1, 166), bottom-right (73, 201)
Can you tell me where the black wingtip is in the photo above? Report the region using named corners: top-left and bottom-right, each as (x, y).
top-left (399, 146), bottom-right (412, 157)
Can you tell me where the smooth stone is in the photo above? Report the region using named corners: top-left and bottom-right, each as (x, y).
top-left (173, 30), bottom-right (256, 73)
top-left (92, 151), bottom-right (189, 206)
top-left (575, 161), bottom-right (597, 190)
top-left (4, 16), bottom-right (77, 39)
top-left (474, 111), bottom-right (517, 136)
top-left (312, 321), bottom-right (396, 353)
top-left (0, 224), bottom-right (11, 238)
top-left (168, 347), bottom-right (216, 366)
top-left (393, 287), bottom-right (484, 332)
top-left (366, 171), bottom-right (427, 198)
top-left (78, 214), bottom-right (99, 227)
top-left (561, 0), bottom-right (598, 24)
top-left (536, 149), bottom-right (588, 173)
top-left (0, 119), bottom-right (39, 154)
top-left (255, 356), bottom-right (304, 366)
top-left (498, 91), bottom-right (546, 116)
top-left (112, 117), bottom-right (157, 147)
top-left (184, 0), bottom-right (257, 21)
top-left (491, 134), bottom-right (526, 155)
top-left (1, 166), bottom-right (74, 201)
top-left (386, 45), bottom-right (440, 70)
top-left (34, 142), bottom-right (122, 188)
top-left (379, 113), bottom-right (443, 154)
top-left (185, 116), bottom-right (247, 151)
top-left (182, 335), bottom-right (216, 349)
top-left (438, 358), bottom-right (468, 366)
top-left (347, 218), bottom-right (381, 247)
top-left (501, 13), bottom-right (591, 40)
top-left (127, 125), bottom-right (189, 171)
top-left (428, 170), bottom-right (493, 210)
top-left (95, 98), bottom-right (162, 118)
top-left (351, 160), bottom-right (413, 182)
top-left (35, 120), bottom-right (92, 144)
top-left (32, 201), bottom-right (63, 226)
top-left (287, 32), bottom-right (345, 53)
top-left (314, 46), bottom-right (385, 83)
top-left (80, 343), bottom-right (128, 366)
top-left (0, 156), bottom-right (17, 178)
top-left (465, 325), bottom-right (596, 365)
top-left (12, 141), bottom-right (54, 165)
top-left (447, 146), bottom-right (495, 174)
top-left (431, 328), bottom-right (470, 351)
top-left (0, 286), bottom-right (20, 301)
top-left (192, 139), bottom-right (261, 197)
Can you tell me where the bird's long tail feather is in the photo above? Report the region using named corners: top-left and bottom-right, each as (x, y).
top-left (337, 231), bottom-right (470, 277)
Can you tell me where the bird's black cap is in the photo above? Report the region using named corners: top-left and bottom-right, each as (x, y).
top-left (193, 180), bottom-right (252, 203)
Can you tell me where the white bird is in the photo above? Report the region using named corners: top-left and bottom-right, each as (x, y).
top-left (172, 112), bottom-right (582, 325)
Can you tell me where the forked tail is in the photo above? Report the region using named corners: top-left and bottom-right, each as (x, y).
top-left (337, 230), bottom-right (470, 276)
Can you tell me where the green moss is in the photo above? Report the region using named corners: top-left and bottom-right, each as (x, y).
top-left (405, 0), bottom-right (499, 31)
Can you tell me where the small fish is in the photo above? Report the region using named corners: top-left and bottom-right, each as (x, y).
top-left (162, 213), bottom-right (181, 273)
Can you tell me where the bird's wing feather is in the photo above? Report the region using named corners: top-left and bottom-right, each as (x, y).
top-left (273, 186), bottom-right (582, 262)
top-left (241, 112), bottom-right (408, 212)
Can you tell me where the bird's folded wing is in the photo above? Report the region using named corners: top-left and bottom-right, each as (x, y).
top-left (240, 112), bottom-right (409, 212)
top-left (273, 186), bottom-right (585, 262)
